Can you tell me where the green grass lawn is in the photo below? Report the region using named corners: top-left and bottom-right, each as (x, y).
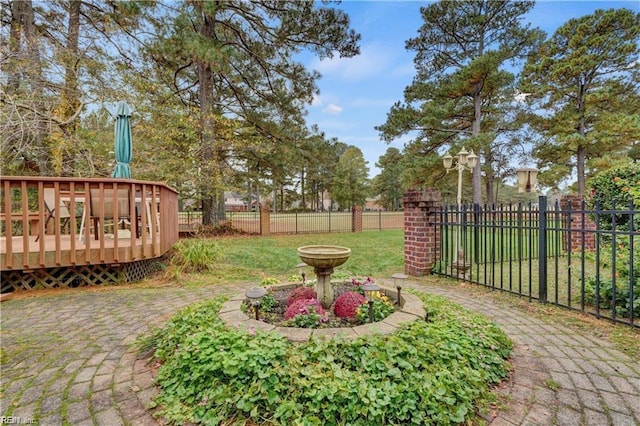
top-left (208, 230), bottom-right (405, 283)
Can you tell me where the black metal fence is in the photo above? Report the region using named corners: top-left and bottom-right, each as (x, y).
top-left (178, 210), bottom-right (403, 235)
top-left (433, 196), bottom-right (638, 327)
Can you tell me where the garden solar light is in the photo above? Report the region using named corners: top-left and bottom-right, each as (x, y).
top-left (295, 262), bottom-right (307, 284)
top-left (392, 273), bottom-right (408, 305)
top-left (362, 283), bottom-right (380, 323)
top-left (245, 287), bottom-right (267, 320)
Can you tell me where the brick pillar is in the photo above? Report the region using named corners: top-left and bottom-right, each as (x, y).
top-left (559, 195), bottom-right (596, 252)
top-left (352, 206), bottom-right (363, 232)
top-left (403, 188), bottom-right (441, 276)
top-left (260, 200), bottom-right (271, 236)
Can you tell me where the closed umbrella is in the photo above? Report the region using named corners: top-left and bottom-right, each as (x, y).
top-left (112, 101), bottom-right (132, 178)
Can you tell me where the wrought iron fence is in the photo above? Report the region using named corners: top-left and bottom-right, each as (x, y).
top-left (433, 196), bottom-right (638, 327)
top-left (178, 210), bottom-right (403, 235)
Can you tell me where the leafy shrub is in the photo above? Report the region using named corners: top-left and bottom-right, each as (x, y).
top-left (169, 239), bottom-right (224, 274)
top-left (333, 291), bottom-right (366, 318)
top-left (143, 292), bottom-right (512, 425)
top-left (259, 292), bottom-right (278, 313)
top-left (584, 236), bottom-right (640, 318)
top-left (287, 274), bottom-right (303, 283)
top-left (260, 276), bottom-right (280, 286)
top-left (284, 298), bottom-right (326, 320)
top-left (587, 163), bottom-right (640, 231)
top-left (287, 286), bottom-right (317, 306)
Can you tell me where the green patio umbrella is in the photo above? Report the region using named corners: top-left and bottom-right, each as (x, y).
top-left (112, 101), bottom-right (132, 179)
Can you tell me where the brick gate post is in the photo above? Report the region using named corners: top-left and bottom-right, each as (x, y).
top-left (260, 200), bottom-right (271, 236)
top-left (352, 206), bottom-right (363, 232)
top-left (559, 195), bottom-right (596, 252)
top-left (403, 188), bottom-right (441, 276)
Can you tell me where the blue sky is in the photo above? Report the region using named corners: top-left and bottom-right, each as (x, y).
top-left (303, 1), bottom-right (639, 177)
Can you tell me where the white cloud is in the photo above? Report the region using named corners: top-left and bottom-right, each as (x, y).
top-left (323, 103), bottom-right (343, 114)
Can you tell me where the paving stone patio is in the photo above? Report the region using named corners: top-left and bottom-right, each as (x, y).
top-left (1, 281), bottom-right (638, 425)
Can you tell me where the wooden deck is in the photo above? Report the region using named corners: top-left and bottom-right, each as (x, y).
top-left (1, 176), bottom-right (179, 292)
top-left (1, 232), bottom-right (162, 269)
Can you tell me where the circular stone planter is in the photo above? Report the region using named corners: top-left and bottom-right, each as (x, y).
top-left (218, 283), bottom-right (427, 342)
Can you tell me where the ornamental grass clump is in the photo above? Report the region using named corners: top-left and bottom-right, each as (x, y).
top-left (333, 291), bottom-right (366, 318)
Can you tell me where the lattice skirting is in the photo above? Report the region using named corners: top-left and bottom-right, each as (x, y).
top-left (1, 259), bottom-right (163, 293)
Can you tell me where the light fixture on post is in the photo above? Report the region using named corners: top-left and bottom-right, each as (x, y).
top-left (295, 262), bottom-right (308, 284)
top-left (245, 287), bottom-right (267, 320)
top-left (442, 147), bottom-right (478, 280)
top-left (443, 147), bottom-right (478, 206)
top-left (517, 168), bottom-right (538, 193)
top-left (362, 282), bottom-right (380, 323)
top-left (392, 273), bottom-right (408, 305)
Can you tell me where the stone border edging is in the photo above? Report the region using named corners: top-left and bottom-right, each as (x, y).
top-left (218, 284), bottom-right (427, 342)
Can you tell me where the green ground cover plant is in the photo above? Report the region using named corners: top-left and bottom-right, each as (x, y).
top-left (138, 292), bottom-right (512, 425)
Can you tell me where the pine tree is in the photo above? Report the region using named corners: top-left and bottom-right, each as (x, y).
top-left (377, 0), bottom-right (543, 203)
top-left (146, 1), bottom-right (360, 224)
top-left (521, 8), bottom-right (640, 196)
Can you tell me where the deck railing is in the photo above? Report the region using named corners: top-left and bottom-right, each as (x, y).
top-left (1, 176), bottom-right (179, 271)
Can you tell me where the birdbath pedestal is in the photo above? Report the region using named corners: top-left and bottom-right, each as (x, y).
top-left (297, 245), bottom-right (351, 309)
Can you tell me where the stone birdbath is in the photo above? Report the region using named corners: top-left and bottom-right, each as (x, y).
top-left (297, 245), bottom-right (351, 309)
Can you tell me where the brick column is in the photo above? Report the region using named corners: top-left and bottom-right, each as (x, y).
top-left (260, 201), bottom-right (271, 236)
top-left (559, 195), bottom-right (596, 252)
top-left (403, 188), bottom-right (441, 276)
top-left (352, 206), bottom-right (363, 232)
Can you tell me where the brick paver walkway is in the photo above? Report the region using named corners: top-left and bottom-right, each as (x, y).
top-left (1, 281), bottom-right (638, 425)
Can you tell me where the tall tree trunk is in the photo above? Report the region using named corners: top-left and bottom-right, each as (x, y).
top-left (300, 168), bottom-right (306, 209)
top-left (484, 147), bottom-right (495, 204)
top-left (10, 0), bottom-right (48, 174)
top-left (576, 80), bottom-right (587, 197)
top-left (7, 1), bottom-right (26, 94)
top-left (198, 12), bottom-right (217, 226)
top-left (62, 0), bottom-right (80, 132)
top-left (52, 0), bottom-right (81, 175)
top-left (577, 145), bottom-right (586, 197)
top-left (472, 93), bottom-right (482, 204)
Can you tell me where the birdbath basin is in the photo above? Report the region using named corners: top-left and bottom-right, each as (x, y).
top-left (297, 245), bottom-right (351, 308)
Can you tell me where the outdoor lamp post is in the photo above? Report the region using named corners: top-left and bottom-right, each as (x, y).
top-left (392, 273), bottom-right (408, 305)
top-left (245, 287), bottom-right (267, 320)
top-left (443, 147), bottom-right (478, 280)
top-left (442, 147), bottom-right (478, 206)
top-left (362, 283), bottom-right (380, 323)
top-left (295, 262), bottom-right (308, 284)
top-left (517, 168), bottom-right (538, 193)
